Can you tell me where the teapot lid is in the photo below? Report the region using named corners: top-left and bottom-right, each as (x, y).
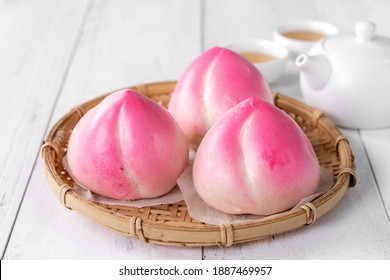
top-left (324, 21), bottom-right (390, 61)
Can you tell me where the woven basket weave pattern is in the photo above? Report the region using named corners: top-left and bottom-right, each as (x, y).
top-left (41, 81), bottom-right (356, 247)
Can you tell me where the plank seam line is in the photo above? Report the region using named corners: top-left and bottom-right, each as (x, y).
top-left (200, 0), bottom-right (205, 53)
top-left (358, 130), bottom-right (390, 222)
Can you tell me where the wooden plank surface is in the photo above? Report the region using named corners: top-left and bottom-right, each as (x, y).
top-left (1, 0), bottom-right (389, 260)
top-left (203, 0), bottom-right (317, 49)
top-left (0, 0), bottom-right (91, 258)
top-left (3, 0), bottom-right (202, 259)
top-left (360, 129), bottom-right (390, 218)
top-left (49, 0), bottom-right (202, 122)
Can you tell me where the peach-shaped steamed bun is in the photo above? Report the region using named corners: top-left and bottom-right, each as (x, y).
top-left (193, 97), bottom-right (320, 215)
top-left (168, 46), bottom-right (272, 147)
top-left (67, 89), bottom-right (189, 200)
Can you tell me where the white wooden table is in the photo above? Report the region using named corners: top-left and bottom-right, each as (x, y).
top-left (1, 0), bottom-right (389, 260)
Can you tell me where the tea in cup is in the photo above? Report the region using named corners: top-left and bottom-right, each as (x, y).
top-left (273, 20), bottom-right (338, 56)
top-left (226, 39), bottom-right (289, 84)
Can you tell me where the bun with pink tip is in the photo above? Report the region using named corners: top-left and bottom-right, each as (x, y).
top-left (193, 97), bottom-right (320, 215)
top-left (168, 47), bottom-right (273, 147)
top-left (67, 89), bottom-right (189, 200)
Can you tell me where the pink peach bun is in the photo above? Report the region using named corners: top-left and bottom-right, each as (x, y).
top-left (168, 46), bottom-right (273, 147)
top-left (192, 97), bottom-right (320, 215)
top-left (67, 89), bottom-right (189, 200)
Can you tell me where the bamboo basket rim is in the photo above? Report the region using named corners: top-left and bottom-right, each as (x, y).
top-left (41, 81), bottom-right (356, 248)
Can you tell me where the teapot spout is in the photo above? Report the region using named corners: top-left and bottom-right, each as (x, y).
top-left (295, 54), bottom-right (331, 89)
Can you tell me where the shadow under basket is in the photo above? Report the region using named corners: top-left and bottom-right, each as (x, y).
top-left (41, 81), bottom-right (356, 248)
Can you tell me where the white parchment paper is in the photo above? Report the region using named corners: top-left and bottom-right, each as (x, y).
top-left (176, 164), bottom-right (333, 225)
top-left (63, 150), bottom-right (333, 224)
top-left (62, 156), bottom-right (184, 207)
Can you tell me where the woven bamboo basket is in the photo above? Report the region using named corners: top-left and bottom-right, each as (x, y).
top-left (41, 81), bottom-right (356, 247)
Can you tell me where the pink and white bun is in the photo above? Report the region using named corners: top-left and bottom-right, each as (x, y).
top-left (193, 98), bottom-right (320, 215)
top-left (168, 46), bottom-right (272, 147)
top-left (67, 89), bottom-right (189, 200)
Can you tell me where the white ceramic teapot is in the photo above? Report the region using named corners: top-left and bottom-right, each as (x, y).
top-left (296, 20), bottom-right (390, 129)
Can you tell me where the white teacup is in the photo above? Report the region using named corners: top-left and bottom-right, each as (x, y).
top-left (226, 39), bottom-right (289, 84)
top-left (273, 19), bottom-right (338, 57)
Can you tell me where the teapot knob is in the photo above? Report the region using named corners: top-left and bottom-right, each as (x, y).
top-left (355, 20), bottom-right (376, 41)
